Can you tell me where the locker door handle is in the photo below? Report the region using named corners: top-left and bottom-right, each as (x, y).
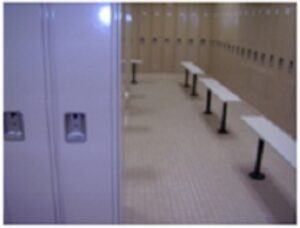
top-left (4, 111), bottom-right (25, 141)
top-left (65, 113), bottom-right (86, 143)
top-left (200, 38), bottom-right (206, 45)
top-left (189, 38), bottom-right (194, 44)
top-left (177, 38), bottom-right (182, 43)
top-left (289, 60), bottom-right (294, 73)
top-left (140, 37), bottom-right (145, 43)
top-left (152, 37), bottom-right (157, 43)
top-left (278, 57), bottom-right (284, 69)
top-left (164, 38), bottom-right (170, 42)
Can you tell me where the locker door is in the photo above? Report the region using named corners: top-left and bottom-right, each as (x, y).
top-left (174, 4), bottom-right (188, 73)
top-left (131, 4), bottom-right (139, 59)
top-left (122, 4), bottom-right (133, 90)
top-left (137, 4), bottom-right (151, 72)
top-left (162, 3), bottom-right (176, 72)
top-left (48, 3), bottom-right (121, 223)
top-left (277, 4), bottom-right (296, 61)
top-left (186, 4), bottom-right (200, 64)
top-left (4, 4), bottom-right (57, 223)
top-left (198, 5), bottom-right (211, 71)
top-left (150, 4), bottom-right (163, 72)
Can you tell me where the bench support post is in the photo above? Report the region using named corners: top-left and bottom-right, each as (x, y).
top-left (131, 63), bottom-right (137, 84)
top-left (218, 102), bottom-right (228, 134)
top-left (184, 69), bottom-right (189, 87)
top-left (204, 89), bottom-right (212, 114)
top-left (191, 74), bottom-right (198, 96)
top-left (249, 138), bottom-right (266, 180)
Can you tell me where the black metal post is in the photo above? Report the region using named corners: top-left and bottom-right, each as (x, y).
top-left (204, 89), bottom-right (212, 114)
top-left (218, 102), bottom-right (228, 134)
top-left (249, 138), bottom-right (266, 180)
top-left (191, 74), bottom-right (198, 96)
top-left (131, 63), bottom-right (137, 84)
top-left (184, 69), bottom-right (189, 87)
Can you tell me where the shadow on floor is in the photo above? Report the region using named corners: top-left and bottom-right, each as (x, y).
top-left (124, 124), bottom-right (151, 134)
top-left (135, 78), bottom-right (157, 84)
top-left (127, 105), bottom-right (154, 117)
top-left (124, 166), bottom-right (159, 181)
top-left (122, 206), bottom-right (152, 224)
top-left (236, 165), bottom-right (296, 224)
top-left (200, 112), bottom-right (238, 140)
top-left (130, 93), bottom-right (147, 100)
top-left (177, 82), bottom-right (203, 101)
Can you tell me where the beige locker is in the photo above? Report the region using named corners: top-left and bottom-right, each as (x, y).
top-left (150, 4), bottom-right (163, 72)
top-left (174, 4), bottom-right (188, 72)
top-left (137, 4), bottom-right (151, 72)
top-left (252, 4), bottom-right (263, 53)
top-left (277, 4), bottom-right (296, 61)
top-left (162, 3), bottom-right (176, 72)
top-left (130, 4), bottom-right (139, 59)
top-left (246, 4), bottom-right (256, 50)
top-left (250, 4), bottom-right (261, 56)
top-left (198, 4), bottom-right (211, 71)
top-left (238, 4), bottom-right (248, 49)
top-left (269, 4), bottom-right (281, 59)
top-left (122, 4), bottom-right (132, 89)
top-left (259, 5), bottom-right (273, 54)
top-left (244, 5), bottom-right (253, 50)
top-left (186, 4), bottom-right (200, 64)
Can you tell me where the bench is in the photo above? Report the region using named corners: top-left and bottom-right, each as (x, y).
top-left (242, 115), bottom-right (296, 180)
top-left (131, 59), bottom-right (142, 84)
top-left (181, 61), bottom-right (193, 88)
top-left (180, 61), bottom-right (205, 96)
top-left (199, 78), bottom-right (241, 134)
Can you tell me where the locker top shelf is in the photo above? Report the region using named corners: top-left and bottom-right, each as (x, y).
top-left (242, 115), bottom-right (296, 168)
top-left (199, 78), bottom-right (241, 102)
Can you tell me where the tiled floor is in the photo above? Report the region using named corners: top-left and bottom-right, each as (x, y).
top-left (122, 73), bottom-right (296, 224)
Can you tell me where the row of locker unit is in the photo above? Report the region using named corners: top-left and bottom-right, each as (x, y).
top-left (122, 3), bottom-right (212, 73)
top-left (208, 4), bottom-right (296, 138)
top-left (209, 41), bottom-right (296, 138)
top-left (210, 39), bottom-right (295, 75)
top-left (211, 3), bottom-right (296, 62)
top-left (4, 3), bottom-right (121, 223)
top-left (122, 3), bottom-right (295, 74)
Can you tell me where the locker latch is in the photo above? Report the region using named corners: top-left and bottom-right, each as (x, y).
top-left (4, 111), bottom-right (25, 141)
top-left (65, 113), bottom-right (86, 143)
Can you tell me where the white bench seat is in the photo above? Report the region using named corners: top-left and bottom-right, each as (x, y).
top-left (199, 78), bottom-right (241, 102)
top-left (188, 64), bottom-right (205, 75)
top-left (131, 59), bottom-right (142, 64)
top-left (180, 61), bottom-right (205, 96)
top-left (242, 115), bottom-right (296, 168)
top-left (199, 78), bottom-right (241, 133)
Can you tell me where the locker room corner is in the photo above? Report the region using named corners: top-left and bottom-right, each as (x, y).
top-left (4, 2), bottom-right (297, 225)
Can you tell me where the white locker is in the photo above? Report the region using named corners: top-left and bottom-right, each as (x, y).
top-left (4, 3), bottom-right (121, 224)
top-left (47, 3), bottom-right (121, 223)
top-left (4, 4), bottom-right (57, 223)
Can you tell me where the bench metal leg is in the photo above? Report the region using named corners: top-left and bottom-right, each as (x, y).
top-left (218, 102), bottom-right (228, 134)
top-left (204, 89), bottom-right (212, 114)
top-left (184, 69), bottom-right (189, 87)
top-left (191, 74), bottom-right (198, 96)
top-left (131, 63), bottom-right (137, 84)
top-left (249, 138), bottom-right (266, 180)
